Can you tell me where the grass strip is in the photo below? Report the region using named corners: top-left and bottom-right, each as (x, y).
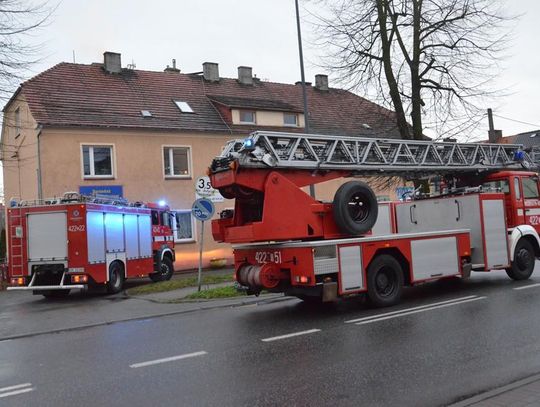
top-left (184, 285), bottom-right (245, 300)
top-left (127, 274), bottom-right (234, 296)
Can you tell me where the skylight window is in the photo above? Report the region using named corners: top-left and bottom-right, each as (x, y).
top-left (174, 100), bottom-right (194, 113)
top-left (141, 110), bottom-right (152, 118)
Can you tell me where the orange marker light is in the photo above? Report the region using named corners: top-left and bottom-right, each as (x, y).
top-left (299, 276), bottom-right (309, 284)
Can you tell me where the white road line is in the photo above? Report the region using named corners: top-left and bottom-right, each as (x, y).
top-left (129, 351), bottom-right (207, 369)
top-left (261, 329), bottom-right (321, 342)
top-left (513, 283), bottom-right (540, 291)
top-left (356, 296), bottom-right (486, 325)
top-left (0, 383), bottom-right (32, 393)
top-left (0, 383), bottom-right (34, 399)
top-left (345, 295), bottom-right (479, 324)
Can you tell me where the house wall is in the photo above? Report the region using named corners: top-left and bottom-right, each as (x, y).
top-left (1, 96), bottom-right (39, 202)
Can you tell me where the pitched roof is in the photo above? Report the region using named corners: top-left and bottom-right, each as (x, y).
top-left (10, 62), bottom-right (403, 138)
top-left (506, 130), bottom-right (540, 149)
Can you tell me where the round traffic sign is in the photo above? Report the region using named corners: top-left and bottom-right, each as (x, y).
top-left (191, 198), bottom-right (215, 221)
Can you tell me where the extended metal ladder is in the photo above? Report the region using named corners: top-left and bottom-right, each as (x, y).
top-left (215, 131), bottom-right (536, 176)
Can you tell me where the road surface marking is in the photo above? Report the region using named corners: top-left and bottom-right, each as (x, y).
top-left (355, 296), bottom-right (486, 325)
top-left (0, 383), bottom-right (34, 398)
top-left (129, 351), bottom-right (207, 368)
top-left (261, 329), bottom-right (321, 342)
top-left (513, 283), bottom-right (540, 290)
top-left (345, 295), bottom-right (479, 324)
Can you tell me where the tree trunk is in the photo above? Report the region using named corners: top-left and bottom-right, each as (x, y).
top-left (410, 0), bottom-right (423, 140)
top-left (376, 0), bottom-right (411, 140)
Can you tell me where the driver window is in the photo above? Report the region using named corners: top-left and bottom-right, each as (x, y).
top-left (522, 177), bottom-right (540, 199)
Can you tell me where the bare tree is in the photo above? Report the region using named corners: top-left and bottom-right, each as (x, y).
top-left (310, 0), bottom-right (514, 140)
top-left (0, 0), bottom-right (52, 100)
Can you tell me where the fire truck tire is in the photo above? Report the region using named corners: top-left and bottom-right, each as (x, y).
top-left (150, 257), bottom-right (174, 282)
top-left (506, 239), bottom-right (535, 281)
top-left (41, 289), bottom-right (70, 298)
top-left (107, 261), bottom-right (125, 294)
top-left (333, 181), bottom-right (378, 236)
top-left (367, 254), bottom-right (403, 307)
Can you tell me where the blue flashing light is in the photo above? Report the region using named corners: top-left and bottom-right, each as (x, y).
top-left (158, 200), bottom-right (167, 207)
top-left (514, 150), bottom-right (525, 161)
top-left (243, 138), bottom-right (255, 150)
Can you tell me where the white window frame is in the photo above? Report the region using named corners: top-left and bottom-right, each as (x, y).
top-left (239, 110), bottom-right (256, 124)
top-left (283, 112), bottom-right (298, 127)
top-left (162, 145), bottom-right (192, 179)
top-left (172, 209), bottom-right (196, 243)
top-left (80, 144), bottom-right (115, 179)
top-left (174, 100), bottom-right (194, 113)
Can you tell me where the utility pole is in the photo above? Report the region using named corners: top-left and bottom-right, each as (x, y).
top-left (295, 0), bottom-right (315, 198)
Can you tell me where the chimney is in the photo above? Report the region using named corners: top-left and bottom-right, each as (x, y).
top-left (238, 66), bottom-right (253, 85)
top-left (315, 74), bottom-right (329, 91)
top-left (203, 62), bottom-right (219, 82)
top-left (103, 52), bottom-right (122, 74)
top-left (164, 58), bottom-right (180, 73)
top-left (487, 108), bottom-right (502, 143)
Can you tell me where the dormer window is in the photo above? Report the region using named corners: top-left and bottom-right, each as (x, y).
top-left (284, 113), bottom-right (298, 127)
top-left (174, 100), bottom-right (194, 113)
top-left (239, 110), bottom-right (256, 124)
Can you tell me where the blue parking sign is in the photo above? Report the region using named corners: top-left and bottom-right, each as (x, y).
top-left (191, 198), bottom-right (215, 221)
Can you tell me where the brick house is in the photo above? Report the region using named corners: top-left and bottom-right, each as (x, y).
top-left (1, 51), bottom-right (404, 270)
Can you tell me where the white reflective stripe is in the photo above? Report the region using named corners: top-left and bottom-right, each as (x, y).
top-left (154, 236), bottom-right (165, 242)
top-left (526, 208), bottom-right (540, 216)
top-left (261, 329), bottom-right (321, 342)
top-left (129, 351), bottom-right (207, 368)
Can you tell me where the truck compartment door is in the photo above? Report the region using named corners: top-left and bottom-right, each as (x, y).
top-left (410, 237), bottom-right (459, 281)
top-left (27, 212), bottom-right (68, 262)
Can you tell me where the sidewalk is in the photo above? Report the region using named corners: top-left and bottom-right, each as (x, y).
top-left (450, 373), bottom-right (540, 407)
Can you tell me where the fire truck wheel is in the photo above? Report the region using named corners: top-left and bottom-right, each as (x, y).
top-left (333, 181), bottom-right (378, 236)
top-left (41, 289), bottom-right (70, 298)
top-left (506, 239), bottom-right (535, 281)
top-left (107, 261), bottom-right (125, 294)
top-left (367, 254), bottom-right (403, 307)
top-left (150, 257), bottom-right (174, 282)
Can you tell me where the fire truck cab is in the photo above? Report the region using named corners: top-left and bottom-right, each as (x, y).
top-left (6, 193), bottom-right (176, 298)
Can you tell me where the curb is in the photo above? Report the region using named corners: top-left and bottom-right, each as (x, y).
top-left (0, 294), bottom-right (292, 342)
top-left (448, 372), bottom-right (540, 406)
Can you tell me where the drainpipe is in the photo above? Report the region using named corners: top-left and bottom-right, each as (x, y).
top-left (36, 125), bottom-right (43, 200)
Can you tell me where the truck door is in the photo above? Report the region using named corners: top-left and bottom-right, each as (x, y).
top-left (522, 175), bottom-right (540, 233)
top-left (511, 176), bottom-right (525, 226)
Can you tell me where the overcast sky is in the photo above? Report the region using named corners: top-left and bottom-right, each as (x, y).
top-left (23, 0), bottom-right (540, 139)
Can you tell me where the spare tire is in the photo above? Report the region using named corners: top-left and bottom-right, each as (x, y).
top-left (333, 181), bottom-right (378, 235)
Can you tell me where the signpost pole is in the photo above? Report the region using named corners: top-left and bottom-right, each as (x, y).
top-left (197, 220), bottom-right (204, 292)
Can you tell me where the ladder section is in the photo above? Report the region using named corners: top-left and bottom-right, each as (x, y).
top-left (213, 131), bottom-right (535, 176)
top-left (8, 207), bottom-right (24, 276)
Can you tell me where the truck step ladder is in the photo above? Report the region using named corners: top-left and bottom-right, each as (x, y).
top-left (213, 131), bottom-right (536, 176)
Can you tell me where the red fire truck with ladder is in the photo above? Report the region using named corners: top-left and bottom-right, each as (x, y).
top-left (6, 193), bottom-right (175, 298)
top-left (209, 131), bottom-right (540, 307)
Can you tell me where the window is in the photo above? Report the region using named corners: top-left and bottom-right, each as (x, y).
top-left (141, 110), bottom-right (152, 118)
top-left (174, 100), bottom-right (194, 113)
top-left (523, 177), bottom-right (540, 199)
top-left (239, 110), bottom-right (256, 124)
top-left (514, 177), bottom-right (521, 200)
top-left (482, 180), bottom-right (509, 194)
top-left (82, 145), bottom-right (113, 178)
top-left (284, 113), bottom-right (298, 127)
top-left (15, 107), bottom-right (21, 136)
top-left (151, 210), bottom-right (160, 225)
top-left (172, 210), bottom-right (195, 242)
top-left (163, 146), bottom-right (191, 178)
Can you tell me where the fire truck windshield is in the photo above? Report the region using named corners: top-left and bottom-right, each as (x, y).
top-left (482, 179), bottom-right (510, 194)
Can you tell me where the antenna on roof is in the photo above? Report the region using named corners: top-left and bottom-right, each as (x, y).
top-left (72, 50), bottom-right (76, 63)
top-left (127, 59), bottom-right (136, 70)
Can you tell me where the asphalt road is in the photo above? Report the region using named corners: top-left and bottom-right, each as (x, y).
top-left (3, 269), bottom-right (540, 406)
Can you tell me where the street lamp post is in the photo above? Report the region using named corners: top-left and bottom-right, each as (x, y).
top-left (295, 0), bottom-right (315, 198)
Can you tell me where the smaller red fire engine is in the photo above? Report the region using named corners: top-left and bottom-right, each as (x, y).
top-left (6, 192), bottom-right (175, 298)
